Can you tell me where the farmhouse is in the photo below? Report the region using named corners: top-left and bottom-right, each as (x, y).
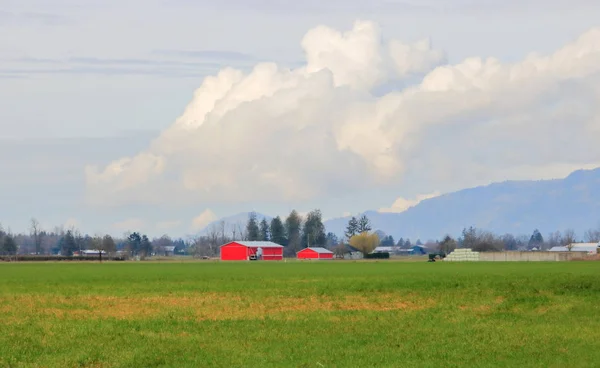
top-left (342, 244), bottom-right (363, 259)
top-left (161, 246), bottom-right (176, 256)
top-left (297, 247), bottom-right (334, 260)
top-left (220, 241), bottom-right (284, 261)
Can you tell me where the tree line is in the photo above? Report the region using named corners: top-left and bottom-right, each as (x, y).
top-left (0, 218), bottom-right (186, 259)
top-left (2, 213), bottom-right (599, 259)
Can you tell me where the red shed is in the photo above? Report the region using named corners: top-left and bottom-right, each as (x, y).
top-left (220, 241), bottom-right (284, 261)
top-left (297, 247), bottom-right (334, 260)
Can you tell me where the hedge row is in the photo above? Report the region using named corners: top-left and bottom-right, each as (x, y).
top-left (365, 252), bottom-right (390, 259)
top-left (0, 255), bottom-right (127, 262)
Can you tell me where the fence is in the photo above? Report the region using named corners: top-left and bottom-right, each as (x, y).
top-left (478, 251), bottom-right (588, 262)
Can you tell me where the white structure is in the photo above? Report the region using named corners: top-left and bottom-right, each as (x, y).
top-left (81, 250), bottom-right (106, 256)
top-left (374, 246), bottom-right (396, 253)
top-left (549, 243), bottom-right (599, 254)
top-left (444, 248), bottom-right (480, 262)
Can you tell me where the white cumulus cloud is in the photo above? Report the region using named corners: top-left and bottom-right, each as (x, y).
top-left (379, 191), bottom-right (442, 213)
top-left (85, 21), bottom-right (600, 209)
top-left (191, 209), bottom-right (218, 231)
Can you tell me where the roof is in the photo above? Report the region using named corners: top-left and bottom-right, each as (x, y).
top-left (163, 246), bottom-right (176, 252)
top-left (549, 243), bottom-right (599, 253)
top-left (374, 246), bottom-right (395, 252)
top-left (345, 244), bottom-right (360, 252)
top-left (299, 247), bottom-right (333, 254)
top-left (223, 241), bottom-right (284, 248)
top-left (81, 249), bottom-right (106, 254)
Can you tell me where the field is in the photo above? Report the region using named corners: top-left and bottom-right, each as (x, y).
top-left (1, 261), bottom-right (599, 367)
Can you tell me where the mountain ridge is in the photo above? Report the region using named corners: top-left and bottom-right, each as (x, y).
top-left (199, 167), bottom-right (600, 241)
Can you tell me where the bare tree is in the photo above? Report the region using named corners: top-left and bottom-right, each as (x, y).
top-left (562, 229), bottom-right (577, 251)
top-left (101, 235), bottom-right (116, 258)
top-left (30, 218), bottom-right (44, 255)
top-left (472, 231), bottom-right (504, 252)
top-left (333, 242), bottom-right (347, 259)
top-left (584, 226), bottom-right (600, 243)
top-left (438, 235), bottom-right (457, 254)
top-left (547, 231), bottom-right (563, 249)
top-left (218, 221), bottom-right (226, 244)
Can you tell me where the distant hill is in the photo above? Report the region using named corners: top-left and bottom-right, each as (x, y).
top-left (199, 212), bottom-right (272, 236)
top-left (324, 168), bottom-right (600, 241)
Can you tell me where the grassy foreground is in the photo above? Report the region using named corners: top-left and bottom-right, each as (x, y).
top-left (0, 261), bottom-right (599, 367)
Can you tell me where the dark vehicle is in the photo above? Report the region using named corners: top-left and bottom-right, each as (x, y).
top-left (428, 252), bottom-right (446, 262)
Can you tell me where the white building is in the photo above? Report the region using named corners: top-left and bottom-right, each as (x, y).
top-left (549, 243), bottom-right (599, 254)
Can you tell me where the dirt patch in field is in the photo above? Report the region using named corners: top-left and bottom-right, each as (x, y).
top-left (457, 296), bottom-right (505, 313)
top-left (1, 293), bottom-right (434, 321)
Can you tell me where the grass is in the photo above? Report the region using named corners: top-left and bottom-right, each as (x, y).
top-left (0, 261), bottom-right (599, 367)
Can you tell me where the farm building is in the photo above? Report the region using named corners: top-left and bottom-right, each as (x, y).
top-left (373, 246), bottom-right (396, 253)
top-left (161, 246), bottom-right (176, 256)
top-left (397, 245), bottom-right (429, 256)
top-left (549, 243), bottom-right (599, 254)
top-left (77, 250), bottom-right (106, 257)
top-left (220, 241), bottom-right (284, 261)
top-left (343, 245), bottom-right (363, 259)
top-left (297, 247), bottom-right (334, 260)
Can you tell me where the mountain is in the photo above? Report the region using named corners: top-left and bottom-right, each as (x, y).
top-left (199, 212), bottom-right (272, 236)
top-left (324, 168), bottom-right (600, 241)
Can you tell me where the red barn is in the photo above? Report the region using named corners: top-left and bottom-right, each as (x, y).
top-left (297, 247), bottom-right (334, 260)
top-left (220, 241), bottom-right (284, 261)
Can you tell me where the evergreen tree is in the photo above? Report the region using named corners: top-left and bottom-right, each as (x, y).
top-left (270, 216), bottom-right (287, 246)
top-left (127, 232), bottom-right (142, 256)
top-left (404, 238), bottom-right (412, 248)
top-left (529, 229), bottom-right (544, 249)
top-left (416, 239), bottom-right (423, 246)
top-left (358, 214), bottom-right (372, 233)
top-left (259, 218), bottom-right (270, 241)
top-left (285, 210), bottom-right (302, 255)
top-left (345, 217), bottom-right (358, 240)
top-left (380, 235), bottom-right (395, 247)
top-left (302, 209), bottom-right (326, 248)
top-left (61, 230), bottom-right (78, 256)
top-left (396, 237), bottom-right (404, 247)
top-left (0, 225), bottom-right (5, 254)
top-left (140, 235), bottom-right (152, 258)
top-left (2, 234), bottom-right (17, 256)
top-left (246, 212), bottom-right (260, 241)
top-left (460, 227), bottom-right (477, 249)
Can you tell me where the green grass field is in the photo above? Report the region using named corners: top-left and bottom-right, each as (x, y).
top-left (1, 261), bottom-right (599, 367)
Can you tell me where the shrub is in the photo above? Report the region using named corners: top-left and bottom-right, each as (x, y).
top-left (365, 252), bottom-right (390, 259)
top-left (0, 255), bottom-right (126, 262)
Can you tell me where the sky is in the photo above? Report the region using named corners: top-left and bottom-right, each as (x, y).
top-left (1, 0), bottom-right (600, 237)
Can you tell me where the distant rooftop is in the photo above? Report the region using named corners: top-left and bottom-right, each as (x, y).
top-left (300, 247), bottom-right (333, 254)
top-left (549, 243), bottom-right (599, 253)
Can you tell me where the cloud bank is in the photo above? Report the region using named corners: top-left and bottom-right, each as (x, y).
top-left (85, 20), bottom-right (600, 208)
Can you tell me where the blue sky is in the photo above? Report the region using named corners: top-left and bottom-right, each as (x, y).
top-left (1, 0), bottom-right (600, 237)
